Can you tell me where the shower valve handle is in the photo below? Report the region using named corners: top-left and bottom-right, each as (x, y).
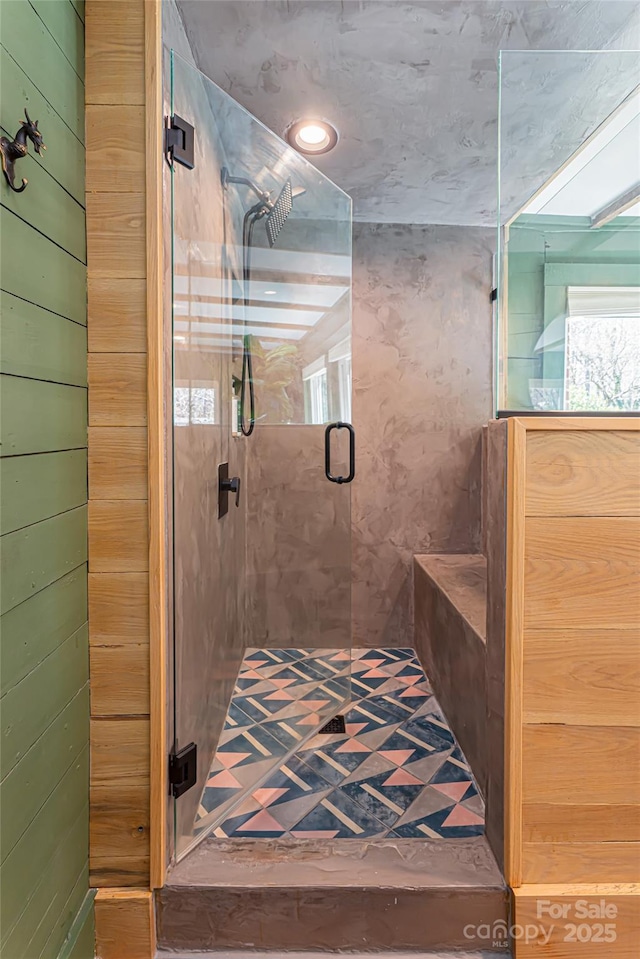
top-left (220, 475), bottom-right (241, 507)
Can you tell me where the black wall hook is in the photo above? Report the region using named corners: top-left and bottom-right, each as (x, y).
top-left (0, 108), bottom-right (46, 193)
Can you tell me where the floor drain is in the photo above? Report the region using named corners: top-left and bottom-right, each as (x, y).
top-left (318, 714), bottom-right (346, 734)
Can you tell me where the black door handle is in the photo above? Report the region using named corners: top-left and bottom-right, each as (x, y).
top-left (324, 422), bottom-right (355, 484)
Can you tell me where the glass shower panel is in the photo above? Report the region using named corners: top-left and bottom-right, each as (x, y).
top-left (497, 51), bottom-right (640, 413)
top-left (170, 51), bottom-right (352, 859)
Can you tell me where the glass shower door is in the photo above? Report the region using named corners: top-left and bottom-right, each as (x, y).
top-left (170, 51), bottom-right (353, 858)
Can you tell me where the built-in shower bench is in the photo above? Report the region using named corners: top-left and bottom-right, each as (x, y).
top-left (413, 554), bottom-right (488, 801)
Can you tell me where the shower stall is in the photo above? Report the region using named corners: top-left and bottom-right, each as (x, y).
top-left (167, 51), bottom-right (354, 859)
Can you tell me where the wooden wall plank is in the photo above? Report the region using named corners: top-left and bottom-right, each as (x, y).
top-left (0, 566), bottom-right (87, 695)
top-left (0, 209), bottom-right (87, 322)
top-left (523, 802), bottom-right (640, 843)
top-left (27, 867), bottom-right (89, 959)
top-left (89, 428), bottom-right (147, 500)
top-left (88, 572), bottom-right (149, 645)
top-left (86, 193), bottom-right (146, 278)
top-left (524, 516), bottom-right (640, 629)
top-left (87, 277), bottom-right (147, 352)
top-left (522, 724), bottom-right (640, 806)
top-left (523, 630), bottom-right (640, 726)
top-left (0, 292), bottom-right (87, 386)
top-left (1, 154), bottom-right (87, 260)
top-left (90, 719), bottom-right (149, 786)
top-left (526, 430), bottom-right (640, 517)
top-left (70, 0), bottom-right (85, 23)
top-left (513, 885), bottom-right (640, 958)
top-left (90, 645), bottom-right (150, 715)
top-left (30, 0), bottom-right (86, 73)
top-left (86, 0), bottom-right (158, 902)
top-left (90, 856), bottom-right (150, 889)
top-left (0, 506), bottom-right (87, 615)
top-left (0, 376), bottom-right (87, 457)
top-left (1, 450), bottom-right (88, 535)
top-left (85, 0), bottom-right (145, 106)
top-left (0, 0), bottom-right (90, 950)
top-left (94, 888), bottom-right (155, 959)
top-left (0, 625), bottom-right (88, 779)
top-left (1, 688), bottom-right (89, 865)
top-left (1, 813), bottom-right (88, 959)
top-left (88, 501), bottom-right (148, 572)
top-left (2, 0), bottom-right (85, 140)
top-left (86, 105), bottom-right (145, 192)
top-left (0, 751), bottom-right (88, 941)
top-left (522, 843), bottom-right (640, 884)
top-left (505, 417), bottom-right (526, 887)
top-left (88, 354), bottom-right (147, 426)
top-left (90, 784), bottom-right (150, 861)
top-left (0, 47), bottom-right (85, 203)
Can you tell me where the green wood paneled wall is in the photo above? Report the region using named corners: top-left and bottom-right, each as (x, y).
top-left (0, 3), bottom-right (92, 958)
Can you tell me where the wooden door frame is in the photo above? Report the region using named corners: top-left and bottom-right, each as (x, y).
top-left (86, 0), bottom-right (169, 905)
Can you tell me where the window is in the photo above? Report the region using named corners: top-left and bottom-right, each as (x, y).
top-left (565, 287), bottom-right (640, 411)
top-left (329, 336), bottom-right (352, 422)
top-left (302, 356), bottom-right (329, 424)
top-left (174, 383), bottom-right (217, 425)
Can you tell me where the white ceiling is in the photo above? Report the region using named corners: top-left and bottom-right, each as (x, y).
top-left (176, 1), bottom-right (640, 225)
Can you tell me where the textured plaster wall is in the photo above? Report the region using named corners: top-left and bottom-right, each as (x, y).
top-left (177, 0), bottom-right (640, 225)
top-left (351, 223), bottom-right (494, 646)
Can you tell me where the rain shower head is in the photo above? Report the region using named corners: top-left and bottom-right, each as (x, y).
top-left (265, 179), bottom-right (292, 248)
top-left (222, 167), bottom-right (305, 248)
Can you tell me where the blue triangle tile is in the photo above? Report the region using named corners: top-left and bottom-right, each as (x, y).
top-left (290, 789), bottom-right (388, 838)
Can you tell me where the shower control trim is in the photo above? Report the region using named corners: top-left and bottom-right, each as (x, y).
top-left (324, 422), bottom-right (355, 484)
top-left (218, 462), bottom-right (241, 517)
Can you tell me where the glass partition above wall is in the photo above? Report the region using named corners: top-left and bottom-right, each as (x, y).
top-left (497, 51), bottom-right (640, 413)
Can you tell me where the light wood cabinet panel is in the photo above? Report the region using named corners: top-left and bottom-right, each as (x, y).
top-left (524, 517), bottom-right (640, 630)
top-left (89, 428), bottom-right (148, 500)
top-left (88, 354), bottom-right (147, 427)
top-left (523, 630), bottom-right (640, 726)
top-left (513, 885), bottom-right (640, 958)
top-left (88, 501), bottom-right (149, 573)
top-left (89, 572), bottom-right (149, 645)
top-left (523, 802), bottom-right (640, 844)
top-left (522, 724), bottom-right (640, 806)
top-left (522, 842), bottom-right (640, 884)
top-left (526, 429), bottom-right (640, 517)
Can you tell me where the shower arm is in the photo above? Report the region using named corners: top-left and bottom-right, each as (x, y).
top-left (222, 168), bottom-right (273, 207)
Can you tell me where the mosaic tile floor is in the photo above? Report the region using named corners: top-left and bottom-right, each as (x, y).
top-left (195, 648), bottom-right (484, 840)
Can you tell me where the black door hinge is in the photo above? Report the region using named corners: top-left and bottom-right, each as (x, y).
top-left (165, 114), bottom-right (195, 169)
top-left (169, 742), bottom-right (197, 798)
top-left (490, 287), bottom-right (498, 302)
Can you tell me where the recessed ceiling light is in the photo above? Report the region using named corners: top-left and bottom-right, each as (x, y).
top-left (264, 290), bottom-right (277, 295)
top-left (286, 118), bottom-right (339, 155)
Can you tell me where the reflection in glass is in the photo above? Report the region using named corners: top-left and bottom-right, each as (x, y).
top-left (169, 50), bottom-right (352, 859)
top-left (497, 52), bottom-right (640, 412)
